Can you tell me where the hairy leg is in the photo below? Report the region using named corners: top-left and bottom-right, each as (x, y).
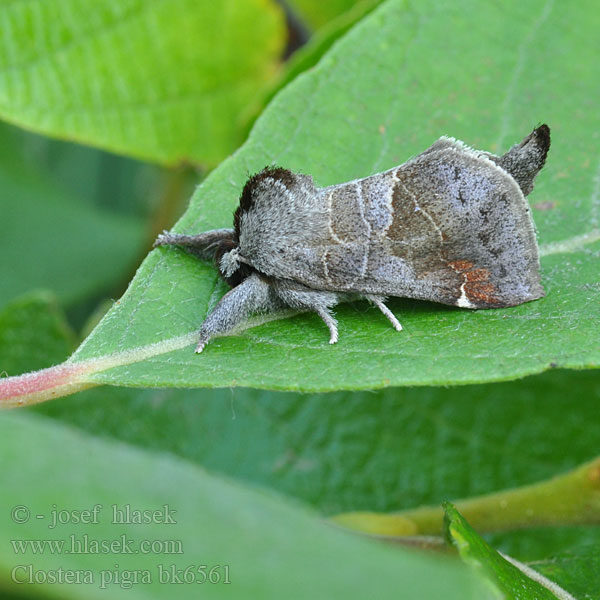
top-left (274, 283), bottom-right (341, 344)
top-left (365, 295), bottom-right (403, 331)
top-left (196, 273), bottom-right (277, 352)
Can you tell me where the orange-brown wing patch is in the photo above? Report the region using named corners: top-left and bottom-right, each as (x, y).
top-left (447, 260), bottom-right (499, 306)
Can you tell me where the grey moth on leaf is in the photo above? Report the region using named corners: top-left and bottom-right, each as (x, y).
top-left (154, 125), bottom-right (550, 352)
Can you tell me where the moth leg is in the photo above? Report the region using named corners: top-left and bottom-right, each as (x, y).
top-left (314, 307), bottom-right (339, 345)
top-left (274, 285), bottom-right (340, 344)
top-left (365, 295), bottom-right (403, 332)
top-left (196, 273), bottom-right (276, 353)
top-left (154, 229), bottom-right (234, 260)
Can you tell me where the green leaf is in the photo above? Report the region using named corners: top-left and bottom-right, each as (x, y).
top-left (0, 126), bottom-right (145, 308)
top-left (2, 0), bottom-right (600, 403)
top-left (35, 371), bottom-right (599, 515)
top-left (0, 0), bottom-right (285, 166)
top-left (444, 503), bottom-right (569, 599)
top-left (0, 292), bottom-right (75, 376)
top-left (32, 369), bottom-right (600, 560)
top-left (488, 527), bottom-right (600, 565)
top-left (0, 412), bottom-right (490, 599)
top-left (531, 545), bottom-right (600, 600)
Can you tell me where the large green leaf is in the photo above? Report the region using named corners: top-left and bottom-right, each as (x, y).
top-left (34, 370), bottom-right (600, 516)
top-left (32, 370), bottom-right (600, 564)
top-left (0, 411), bottom-right (490, 599)
top-left (1, 0), bottom-right (599, 404)
top-left (0, 0), bottom-right (285, 166)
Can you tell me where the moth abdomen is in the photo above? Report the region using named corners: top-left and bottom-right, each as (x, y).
top-left (493, 124), bottom-right (551, 196)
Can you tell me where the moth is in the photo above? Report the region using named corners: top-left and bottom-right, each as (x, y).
top-left (155, 125), bottom-right (550, 353)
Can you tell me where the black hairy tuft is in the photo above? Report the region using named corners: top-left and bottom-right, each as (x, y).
top-left (234, 166), bottom-right (296, 240)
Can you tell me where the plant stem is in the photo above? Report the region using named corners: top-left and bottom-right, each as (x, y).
top-left (332, 457), bottom-right (600, 536)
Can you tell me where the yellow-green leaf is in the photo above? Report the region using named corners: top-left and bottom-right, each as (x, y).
top-left (0, 0), bottom-right (286, 166)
